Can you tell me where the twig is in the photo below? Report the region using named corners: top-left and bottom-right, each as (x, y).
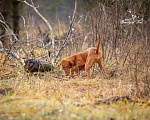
top-left (1, 24), bottom-right (13, 43)
top-left (0, 48), bottom-right (24, 65)
top-left (0, 49), bottom-right (19, 65)
top-left (41, 41), bottom-right (50, 61)
top-left (0, 40), bottom-right (3, 48)
top-left (21, 16), bottom-right (29, 59)
top-left (0, 20), bottom-right (18, 41)
top-left (73, 15), bottom-right (83, 29)
top-left (55, 0), bottom-right (78, 59)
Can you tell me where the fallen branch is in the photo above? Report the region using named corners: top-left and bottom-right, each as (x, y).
top-left (73, 96), bottom-right (150, 107)
top-left (0, 47), bottom-right (25, 65)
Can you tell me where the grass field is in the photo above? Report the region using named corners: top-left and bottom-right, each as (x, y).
top-left (0, 67), bottom-right (150, 120)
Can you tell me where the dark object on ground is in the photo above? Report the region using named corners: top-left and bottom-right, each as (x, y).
top-left (24, 59), bottom-right (54, 72)
top-left (0, 87), bottom-right (14, 95)
top-left (94, 96), bottom-right (133, 105)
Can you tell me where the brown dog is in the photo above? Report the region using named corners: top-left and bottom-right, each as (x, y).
top-left (60, 33), bottom-right (108, 79)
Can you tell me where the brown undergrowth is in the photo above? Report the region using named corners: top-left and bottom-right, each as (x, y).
top-left (0, 68), bottom-right (150, 120)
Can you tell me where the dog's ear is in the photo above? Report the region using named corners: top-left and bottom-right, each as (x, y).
top-left (69, 61), bottom-right (74, 68)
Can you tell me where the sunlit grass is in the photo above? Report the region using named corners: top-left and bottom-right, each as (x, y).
top-left (0, 39), bottom-right (149, 119)
top-left (0, 70), bottom-right (150, 119)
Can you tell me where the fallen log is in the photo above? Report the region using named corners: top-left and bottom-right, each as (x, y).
top-left (24, 59), bottom-right (54, 72)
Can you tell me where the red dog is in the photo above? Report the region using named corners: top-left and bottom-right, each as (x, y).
top-left (60, 33), bottom-right (108, 79)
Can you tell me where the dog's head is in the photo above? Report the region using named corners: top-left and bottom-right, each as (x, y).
top-left (60, 60), bottom-right (74, 76)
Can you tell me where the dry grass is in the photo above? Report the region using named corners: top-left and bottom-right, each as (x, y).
top-left (0, 67), bottom-right (150, 120)
top-left (0, 35), bottom-right (149, 119)
top-left (0, 0), bottom-right (149, 119)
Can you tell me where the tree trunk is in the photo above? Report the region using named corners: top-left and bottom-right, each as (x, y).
top-left (0, 0), bottom-right (9, 47)
top-left (12, 0), bottom-right (20, 39)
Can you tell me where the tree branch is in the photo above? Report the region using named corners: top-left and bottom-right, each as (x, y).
top-left (21, 15), bottom-right (29, 59)
top-left (0, 13), bottom-right (26, 65)
top-left (18, 0), bottom-right (55, 62)
top-left (55, 0), bottom-right (78, 58)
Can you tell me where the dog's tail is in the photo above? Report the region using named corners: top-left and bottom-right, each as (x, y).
top-left (96, 33), bottom-right (101, 54)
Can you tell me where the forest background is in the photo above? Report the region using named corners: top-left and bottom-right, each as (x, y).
top-left (0, 0), bottom-right (150, 119)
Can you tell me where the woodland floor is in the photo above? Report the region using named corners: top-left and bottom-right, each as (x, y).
top-left (0, 68), bottom-right (150, 120)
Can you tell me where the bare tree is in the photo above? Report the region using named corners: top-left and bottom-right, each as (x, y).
top-left (19, 0), bottom-right (81, 64)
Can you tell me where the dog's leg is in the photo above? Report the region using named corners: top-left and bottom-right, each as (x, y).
top-left (71, 68), bottom-right (75, 78)
top-left (85, 57), bottom-right (97, 79)
top-left (97, 58), bottom-right (108, 79)
top-left (71, 60), bottom-right (85, 78)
